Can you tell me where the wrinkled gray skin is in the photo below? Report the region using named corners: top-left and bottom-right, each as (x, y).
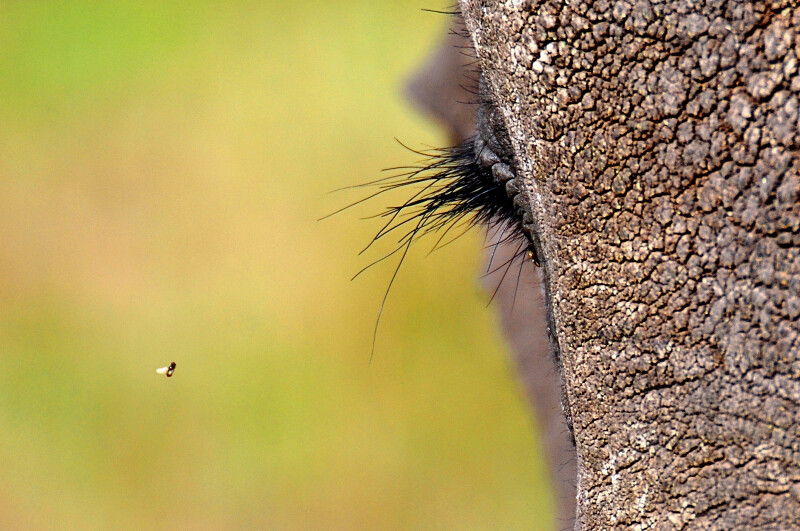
top-left (407, 21), bottom-right (578, 529)
top-left (456, 0), bottom-right (800, 529)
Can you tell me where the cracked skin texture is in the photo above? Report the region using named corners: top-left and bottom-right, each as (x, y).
top-left (460, 0), bottom-right (800, 528)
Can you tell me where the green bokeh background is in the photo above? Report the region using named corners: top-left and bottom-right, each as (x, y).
top-left (0, 1), bottom-right (553, 528)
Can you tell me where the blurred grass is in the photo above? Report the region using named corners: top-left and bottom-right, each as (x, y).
top-left (0, 1), bottom-right (554, 529)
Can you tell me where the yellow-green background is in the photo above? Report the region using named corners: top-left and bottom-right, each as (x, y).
top-left (0, 1), bottom-right (552, 528)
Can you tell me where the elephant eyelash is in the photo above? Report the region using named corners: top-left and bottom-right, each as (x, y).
top-left (358, 136), bottom-right (535, 271)
top-left (346, 126), bottom-right (536, 362)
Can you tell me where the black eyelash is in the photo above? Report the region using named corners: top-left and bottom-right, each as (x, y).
top-left (349, 132), bottom-right (537, 362)
top-left (364, 138), bottom-right (532, 263)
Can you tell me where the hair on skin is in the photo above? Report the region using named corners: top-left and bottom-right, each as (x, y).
top-left (341, 129), bottom-right (536, 363)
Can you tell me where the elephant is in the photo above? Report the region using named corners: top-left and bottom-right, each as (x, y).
top-left (404, 1), bottom-right (800, 528)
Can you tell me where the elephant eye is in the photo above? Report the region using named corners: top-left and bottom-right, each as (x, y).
top-left (473, 73), bottom-right (538, 263)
